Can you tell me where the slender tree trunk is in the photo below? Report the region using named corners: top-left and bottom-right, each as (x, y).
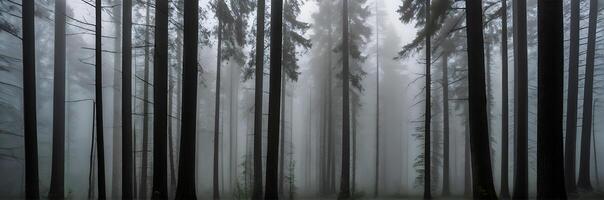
top-left (264, 0), bottom-right (283, 198)
top-left (565, 0), bottom-right (580, 194)
top-left (500, 0), bottom-right (510, 199)
top-left (464, 119), bottom-right (472, 197)
top-left (22, 0), bottom-right (39, 198)
top-left (121, 0), bottom-right (133, 198)
top-left (327, 26), bottom-right (336, 195)
top-left (352, 100), bottom-right (357, 195)
top-left (423, 0), bottom-right (432, 198)
top-left (49, 0), bottom-right (66, 198)
top-left (512, 0), bottom-right (528, 198)
top-left (111, 0), bottom-right (123, 197)
top-left (139, 2), bottom-right (152, 198)
top-left (279, 76), bottom-right (287, 197)
top-left (442, 52), bottom-right (450, 196)
top-left (95, 0), bottom-right (107, 198)
top-left (577, 0), bottom-right (598, 192)
top-left (338, 0), bottom-right (351, 198)
top-left (168, 81), bottom-right (176, 195)
top-left (252, 0), bottom-right (266, 198)
top-left (536, 0), bottom-right (567, 198)
top-left (174, 0), bottom-right (199, 197)
top-left (374, 0), bottom-right (380, 196)
top-left (465, 0), bottom-right (498, 198)
top-left (213, 18), bottom-right (223, 200)
top-left (152, 0), bottom-right (169, 198)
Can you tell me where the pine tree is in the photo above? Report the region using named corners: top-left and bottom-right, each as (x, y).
top-left (121, 0), bottom-right (133, 198)
top-left (252, 0), bottom-right (266, 198)
top-left (95, 0), bottom-right (107, 198)
top-left (564, 0), bottom-right (581, 194)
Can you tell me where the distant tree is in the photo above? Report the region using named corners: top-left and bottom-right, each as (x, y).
top-left (536, 0), bottom-right (566, 198)
top-left (152, 0), bottom-right (169, 198)
top-left (121, 0), bottom-right (133, 199)
top-left (265, 0), bottom-right (283, 198)
top-left (465, 0), bottom-right (497, 198)
top-left (139, 2), bottom-right (152, 198)
top-left (577, 0), bottom-right (598, 192)
top-left (22, 0), bottom-right (39, 199)
top-left (564, 0), bottom-right (580, 194)
top-left (95, 0), bottom-right (107, 198)
top-left (512, 0), bottom-right (529, 198)
top-left (49, 0), bottom-right (66, 198)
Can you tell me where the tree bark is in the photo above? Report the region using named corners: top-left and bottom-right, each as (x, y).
top-left (500, 0), bottom-right (510, 198)
top-left (512, 0), bottom-right (528, 198)
top-left (423, 0), bottom-right (432, 198)
top-left (577, 0), bottom-right (598, 192)
top-left (22, 0), bottom-right (39, 198)
top-left (338, 0), bottom-right (351, 198)
top-left (264, 0), bottom-right (283, 198)
top-left (442, 52), bottom-right (450, 196)
top-left (152, 0), bottom-right (169, 198)
top-left (536, 0), bottom-right (567, 198)
top-left (564, 0), bottom-right (580, 194)
top-left (49, 0), bottom-right (66, 198)
top-left (465, 0), bottom-right (498, 198)
top-left (121, 0), bottom-right (133, 198)
top-left (175, 0), bottom-right (199, 198)
top-left (213, 17), bottom-right (223, 200)
top-left (95, 0), bottom-right (107, 198)
top-left (252, 0), bottom-right (266, 198)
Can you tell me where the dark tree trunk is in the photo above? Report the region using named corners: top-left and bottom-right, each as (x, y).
top-left (442, 52), bottom-right (450, 196)
top-left (139, 4), bottom-right (151, 198)
top-left (465, 0), bottom-right (498, 198)
top-left (49, 0), bottom-right (66, 198)
top-left (338, 0), bottom-right (351, 198)
top-left (536, 0), bottom-right (567, 198)
top-left (95, 0), bottom-right (107, 198)
top-left (22, 0), bottom-right (39, 199)
top-left (564, 0), bottom-right (580, 194)
top-left (121, 0), bottom-right (133, 198)
top-left (213, 19), bottom-right (223, 200)
top-left (577, 0), bottom-right (598, 192)
top-left (252, 0), bottom-right (266, 199)
top-left (512, 0), bottom-right (528, 198)
top-left (264, 0), bottom-right (283, 198)
top-left (423, 0), bottom-right (432, 198)
top-left (175, 0), bottom-right (199, 198)
top-left (500, 0), bottom-right (510, 198)
top-left (152, 0), bottom-right (169, 198)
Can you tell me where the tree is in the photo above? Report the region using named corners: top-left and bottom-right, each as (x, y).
top-left (49, 0), bottom-right (66, 198)
top-left (536, 0), bottom-right (566, 198)
top-left (22, 0), bottom-right (39, 199)
top-left (465, 0), bottom-right (497, 198)
top-left (252, 0), bottom-right (266, 198)
top-left (423, 0), bottom-right (432, 198)
top-left (152, 0), bottom-right (169, 198)
top-left (139, 2), bottom-right (152, 198)
top-left (338, 0), bottom-right (351, 198)
top-left (499, 0), bottom-right (510, 198)
top-left (512, 0), bottom-right (528, 198)
top-left (265, 0), bottom-right (283, 198)
top-left (577, 0), bottom-right (598, 192)
top-left (441, 47), bottom-right (451, 196)
top-left (95, 0), bottom-right (107, 198)
top-left (121, 0), bottom-right (133, 198)
top-left (175, 0), bottom-right (199, 198)
top-left (564, 0), bottom-right (580, 194)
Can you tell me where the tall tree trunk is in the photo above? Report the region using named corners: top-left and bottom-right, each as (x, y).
top-left (175, 0), bottom-right (199, 197)
top-left (22, 0), bottom-right (39, 198)
top-left (577, 0), bottom-right (598, 192)
top-left (423, 0), bottom-right (432, 198)
top-left (252, 0), bottom-right (266, 198)
top-left (279, 76), bottom-right (286, 197)
top-left (213, 19), bottom-right (223, 200)
top-left (111, 0), bottom-right (123, 197)
top-left (327, 26), bottom-right (336, 195)
top-left (374, 0), bottom-right (380, 196)
top-left (465, 0), bottom-right (498, 198)
top-left (49, 0), bottom-right (66, 198)
top-left (499, 0), bottom-right (510, 198)
top-left (536, 0), bottom-right (567, 198)
top-left (512, 0), bottom-right (528, 198)
top-left (121, 0), bottom-right (133, 198)
top-left (139, 3), bottom-right (151, 198)
top-left (95, 0), bottom-right (107, 198)
top-left (264, 0), bottom-right (283, 198)
top-left (152, 0), bottom-right (169, 198)
top-left (352, 99), bottom-right (357, 195)
top-left (442, 52), bottom-right (450, 196)
top-left (564, 0), bottom-right (580, 194)
top-left (338, 0), bottom-right (351, 198)
top-left (168, 80), bottom-right (176, 195)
